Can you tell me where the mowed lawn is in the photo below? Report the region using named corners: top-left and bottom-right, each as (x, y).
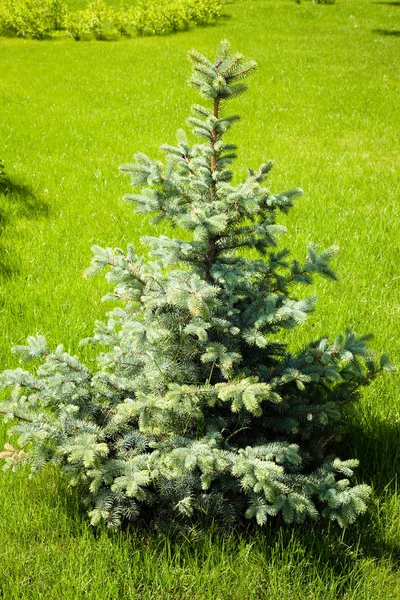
top-left (0, 0), bottom-right (399, 598)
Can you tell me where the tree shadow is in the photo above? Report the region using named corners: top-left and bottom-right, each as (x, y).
top-left (157, 411), bottom-right (400, 595)
top-left (372, 28), bottom-right (400, 36)
top-left (0, 176), bottom-right (50, 279)
top-left (347, 410), bottom-right (400, 493)
top-left (275, 413), bottom-right (400, 586)
top-left (21, 411), bottom-right (400, 600)
top-left (0, 244), bottom-right (16, 279)
top-left (372, 1), bottom-right (400, 5)
top-left (0, 177), bottom-right (49, 220)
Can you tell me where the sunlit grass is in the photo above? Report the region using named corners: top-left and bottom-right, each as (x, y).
top-left (0, 0), bottom-right (399, 597)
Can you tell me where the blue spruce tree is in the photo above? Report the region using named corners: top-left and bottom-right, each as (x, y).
top-left (0, 42), bottom-right (392, 529)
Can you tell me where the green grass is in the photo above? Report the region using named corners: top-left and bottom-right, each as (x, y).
top-left (0, 0), bottom-right (399, 597)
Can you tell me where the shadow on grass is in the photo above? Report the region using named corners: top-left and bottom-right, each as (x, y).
top-left (12, 416), bottom-right (399, 600)
top-left (0, 177), bottom-right (49, 220)
top-left (297, 410), bottom-right (400, 569)
top-left (155, 413), bottom-right (400, 592)
top-left (110, 415), bottom-right (400, 595)
top-left (0, 177), bottom-right (49, 278)
top-left (372, 1), bottom-right (400, 5)
top-left (347, 412), bottom-right (400, 494)
top-left (321, 414), bottom-right (400, 567)
top-left (372, 28), bottom-right (400, 36)
top-left (0, 245), bottom-right (16, 279)
top-left (9, 393), bottom-right (399, 597)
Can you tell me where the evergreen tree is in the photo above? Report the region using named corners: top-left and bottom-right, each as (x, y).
top-left (0, 42), bottom-right (392, 529)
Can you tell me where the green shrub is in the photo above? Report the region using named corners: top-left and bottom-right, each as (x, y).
top-left (131, 1), bottom-right (161, 35)
top-left (47, 0), bottom-right (68, 30)
top-left (110, 2), bottom-right (131, 37)
top-left (65, 0), bottom-right (115, 40)
top-left (63, 11), bottom-right (84, 40)
top-left (65, 0), bottom-right (222, 41)
top-left (185, 0), bottom-right (222, 26)
top-left (0, 0), bottom-right (222, 40)
top-left (131, 0), bottom-right (222, 37)
top-left (0, 0), bottom-right (67, 39)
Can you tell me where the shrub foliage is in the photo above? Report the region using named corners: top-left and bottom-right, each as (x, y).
top-left (0, 0), bottom-right (222, 40)
top-left (0, 42), bottom-right (392, 530)
top-left (0, 0), bottom-right (66, 39)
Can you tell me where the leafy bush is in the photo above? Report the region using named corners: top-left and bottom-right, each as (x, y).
top-left (110, 2), bottom-right (131, 37)
top-left (132, 0), bottom-right (221, 36)
top-left (0, 42), bottom-right (392, 530)
top-left (0, 0), bottom-right (67, 39)
top-left (65, 0), bottom-right (222, 40)
top-left (0, 0), bottom-right (222, 40)
top-left (47, 0), bottom-right (68, 29)
top-left (63, 11), bottom-right (83, 40)
top-left (78, 0), bottom-right (113, 40)
top-left (185, 0), bottom-right (222, 26)
top-left (64, 0), bottom-right (106, 40)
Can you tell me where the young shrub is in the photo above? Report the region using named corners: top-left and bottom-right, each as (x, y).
top-left (131, 0), bottom-right (171, 36)
top-left (0, 0), bottom-right (47, 38)
top-left (47, 0), bottom-right (68, 30)
top-left (65, 0), bottom-right (115, 41)
top-left (80, 0), bottom-right (114, 40)
top-left (185, 0), bottom-right (222, 27)
top-left (161, 1), bottom-right (191, 34)
top-left (131, 0), bottom-right (221, 37)
top-left (0, 0), bottom-right (221, 40)
top-left (110, 3), bottom-right (132, 37)
top-left (0, 42), bottom-right (392, 530)
top-left (64, 11), bottom-right (84, 40)
top-left (0, 1), bottom-right (13, 35)
top-left (0, 0), bottom-right (67, 38)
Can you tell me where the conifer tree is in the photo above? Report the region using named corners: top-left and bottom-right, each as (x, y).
top-left (0, 42), bottom-right (392, 529)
